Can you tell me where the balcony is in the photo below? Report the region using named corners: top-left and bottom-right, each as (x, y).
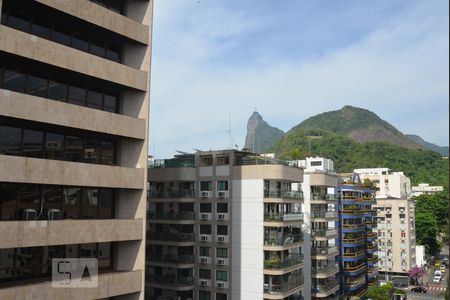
top-left (312, 280), bottom-right (340, 297)
top-left (264, 254), bottom-right (304, 271)
top-left (312, 264), bottom-right (339, 278)
top-left (148, 231), bottom-right (195, 245)
top-left (264, 212), bottom-right (303, 222)
top-left (265, 191), bottom-right (303, 200)
top-left (147, 274), bottom-right (195, 291)
top-left (312, 229), bottom-right (339, 240)
top-left (147, 254), bottom-right (194, 266)
top-left (148, 211), bottom-right (195, 223)
top-left (344, 263), bottom-right (366, 275)
top-left (311, 211), bottom-right (338, 220)
top-left (343, 249), bottom-right (366, 258)
top-left (148, 190), bottom-right (196, 199)
top-left (311, 246), bottom-right (339, 257)
top-left (264, 234), bottom-right (303, 248)
top-left (264, 276), bottom-right (304, 298)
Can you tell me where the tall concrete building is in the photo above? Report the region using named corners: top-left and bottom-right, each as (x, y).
top-left (354, 168), bottom-right (416, 278)
top-left (147, 150), bottom-right (305, 300)
top-left (0, 0), bottom-right (152, 299)
top-left (298, 157), bottom-right (340, 300)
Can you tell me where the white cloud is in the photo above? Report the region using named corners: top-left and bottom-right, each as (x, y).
top-left (150, 0), bottom-right (449, 158)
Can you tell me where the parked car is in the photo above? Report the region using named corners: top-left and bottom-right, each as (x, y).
top-left (411, 286), bottom-right (427, 293)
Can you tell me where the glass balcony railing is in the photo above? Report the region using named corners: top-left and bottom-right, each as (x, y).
top-left (312, 264), bottom-right (339, 275)
top-left (149, 159), bottom-right (196, 168)
top-left (148, 190), bottom-right (196, 199)
top-left (311, 246), bottom-right (339, 256)
top-left (312, 193), bottom-right (335, 201)
top-left (148, 211), bottom-right (195, 220)
top-left (312, 229), bottom-right (338, 238)
top-left (264, 191), bottom-right (303, 200)
top-left (148, 275), bottom-right (195, 286)
top-left (148, 231), bottom-right (195, 242)
top-left (311, 211), bottom-right (338, 219)
top-left (264, 234), bottom-right (303, 246)
top-left (312, 280), bottom-right (340, 294)
top-left (149, 254), bottom-right (194, 264)
top-left (264, 212), bottom-right (303, 222)
top-left (264, 254), bottom-right (304, 270)
top-left (264, 276), bottom-right (304, 294)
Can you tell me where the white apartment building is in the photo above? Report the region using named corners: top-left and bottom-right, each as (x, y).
top-left (411, 183), bottom-right (444, 197)
top-left (354, 168), bottom-right (416, 277)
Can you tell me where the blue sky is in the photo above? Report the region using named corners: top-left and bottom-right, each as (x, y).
top-left (150, 0), bottom-right (449, 158)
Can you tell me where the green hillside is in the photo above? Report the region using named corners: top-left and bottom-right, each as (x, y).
top-left (271, 129), bottom-right (449, 187)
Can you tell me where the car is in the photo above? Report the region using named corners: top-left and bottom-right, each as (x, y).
top-left (433, 275), bottom-right (442, 283)
top-left (411, 286), bottom-right (427, 293)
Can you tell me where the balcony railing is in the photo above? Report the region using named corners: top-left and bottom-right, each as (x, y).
top-left (311, 246), bottom-right (339, 256)
top-left (264, 212), bottom-right (303, 222)
top-left (264, 276), bottom-right (304, 294)
top-left (264, 191), bottom-right (303, 200)
top-left (148, 190), bottom-right (196, 199)
top-left (264, 254), bottom-right (304, 270)
top-left (149, 159), bottom-right (195, 168)
top-left (264, 234), bottom-right (303, 246)
top-left (312, 280), bottom-right (340, 294)
top-left (148, 211), bottom-right (195, 220)
top-left (312, 264), bottom-right (339, 275)
top-left (237, 156), bottom-right (297, 167)
top-left (312, 229), bottom-right (338, 238)
top-left (149, 254), bottom-right (194, 264)
top-left (148, 231), bottom-right (195, 242)
top-left (148, 275), bottom-right (194, 286)
top-left (311, 211), bottom-right (338, 219)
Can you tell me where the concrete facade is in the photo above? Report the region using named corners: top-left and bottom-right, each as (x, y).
top-left (0, 0), bottom-right (152, 298)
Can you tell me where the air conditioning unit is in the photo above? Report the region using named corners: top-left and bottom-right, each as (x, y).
top-left (201, 235), bottom-right (210, 242)
top-left (200, 213), bottom-right (209, 220)
top-left (218, 191), bottom-right (226, 198)
top-left (217, 214), bottom-right (225, 220)
top-left (200, 280), bottom-right (209, 287)
top-left (201, 191), bottom-right (210, 198)
top-left (217, 236), bottom-right (225, 243)
top-left (217, 282), bottom-right (226, 289)
top-left (23, 209), bottom-right (37, 221)
top-left (48, 209), bottom-right (61, 220)
top-left (217, 259), bottom-right (225, 266)
top-left (200, 257), bottom-right (209, 264)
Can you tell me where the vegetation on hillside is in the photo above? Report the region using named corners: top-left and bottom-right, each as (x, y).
top-left (271, 129), bottom-right (449, 187)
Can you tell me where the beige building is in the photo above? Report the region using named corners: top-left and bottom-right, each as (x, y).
top-left (411, 183), bottom-right (444, 198)
top-left (0, 0), bottom-right (153, 299)
top-left (147, 150), bottom-right (305, 300)
top-left (354, 168), bottom-right (416, 277)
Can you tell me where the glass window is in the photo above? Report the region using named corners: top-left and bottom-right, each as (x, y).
top-left (18, 185), bottom-right (41, 220)
top-left (200, 181), bottom-right (212, 191)
top-left (199, 269), bottom-right (211, 279)
top-left (68, 83), bottom-right (86, 106)
top-left (65, 136), bottom-right (84, 162)
top-left (7, 7), bottom-right (30, 32)
top-left (108, 0), bottom-right (124, 14)
top-left (48, 80), bottom-right (67, 101)
top-left (43, 186), bottom-right (63, 217)
top-left (0, 126), bottom-right (22, 156)
top-left (87, 88), bottom-right (103, 110)
top-left (200, 203), bottom-right (212, 213)
top-left (98, 243), bottom-right (111, 269)
top-left (2, 69), bottom-right (26, 92)
top-left (200, 225), bottom-right (211, 235)
top-left (84, 139), bottom-right (101, 163)
top-left (217, 248), bottom-right (228, 258)
top-left (90, 38), bottom-right (106, 57)
top-left (81, 188), bottom-right (98, 219)
top-left (100, 141), bottom-right (114, 165)
top-left (80, 243), bottom-right (97, 258)
top-left (71, 31), bottom-right (89, 52)
top-left (26, 73), bottom-right (48, 98)
top-left (52, 24), bottom-right (71, 46)
top-left (98, 189), bottom-right (113, 219)
top-left (45, 132), bottom-right (64, 160)
top-left (199, 247), bottom-right (210, 257)
top-left (199, 291), bottom-right (211, 300)
top-left (103, 93), bottom-right (117, 113)
top-left (0, 248), bottom-right (15, 283)
top-left (63, 187), bottom-right (80, 219)
top-left (217, 181), bottom-right (228, 191)
top-left (0, 183), bottom-right (19, 220)
top-left (40, 246), bottom-right (64, 277)
top-left (216, 293), bottom-right (227, 300)
top-left (30, 16), bottom-right (51, 39)
top-left (217, 203), bottom-right (228, 213)
top-left (106, 43), bottom-right (121, 62)
top-left (216, 270), bottom-right (228, 281)
top-left (217, 225), bottom-right (228, 236)
top-left (23, 129), bottom-right (44, 158)
top-left (15, 247), bottom-right (39, 280)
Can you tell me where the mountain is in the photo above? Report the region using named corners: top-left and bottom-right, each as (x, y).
top-left (270, 128), bottom-right (448, 187)
top-left (405, 134), bottom-right (448, 156)
top-left (290, 105), bottom-right (424, 150)
top-left (244, 111), bottom-right (284, 153)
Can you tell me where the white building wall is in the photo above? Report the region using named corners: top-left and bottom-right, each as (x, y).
top-left (415, 245), bottom-right (426, 267)
top-left (300, 176), bottom-right (312, 300)
top-left (231, 179), bottom-right (264, 300)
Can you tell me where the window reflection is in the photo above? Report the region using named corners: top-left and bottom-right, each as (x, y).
top-left (23, 129), bottom-right (44, 158)
top-left (65, 136), bottom-right (84, 162)
top-left (0, 126), bottom-right (22, 156)
top-left (48, 80), bottom-right (67, 101)
top-left (81, 189), bottom-right (98, 219)
top-left (0, 183), bottom-right (19, 220)
top-left (2, 69), bottom-right (26, 92)
top-left (63, 187), bottom-right (81, 219)
top-left (45, 132), bottom-right (64, 160)
top-left (26, 74), bottom-right (48, 98)
top-left (87, 88), bottom-right (103, 110)
top-left (68, 84), bottom-right (86, 106)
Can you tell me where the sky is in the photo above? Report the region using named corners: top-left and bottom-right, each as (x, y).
top-left (149, 0), bottom-right (449, 159)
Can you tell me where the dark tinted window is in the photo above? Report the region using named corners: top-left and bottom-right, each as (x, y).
top-left (0, 183), bottom-right (19, 220)
top-left (3, 69), bottom-right (26, 92)
top-left (65, 136), bottom-right (84, 162)
top-left (48, 80), bottom-right (67, 101)
top-left (217, 225), bottom-right (228, 235)
top-left (43, 186), bottom-right (63, 213)
top-left (0, 248), bottom-right (14, 283)
top-left (45, 132), bottom-right (64, 160)
top-left (81, 189), bottom-right (98, 219)
top-left (98, 242), bottom-right (112, 268)
top-left (106, 44), bottom-right (121, 62)
top-left (27, 74), bottom-right (48, 98)
top-left (18, 185), bottom-right (41, 219)
top-left (31, 16), bottom-right (51, 39)
top-left (98, 189), bottom-right (113, 219)
top-left (85, 139), bottom-right (101, 163)
top-left (200, 225), bottom-right (211, 234)
top-left (104, 94), bottom-right (117, 112)
top-left (23, 129), bottom-right (44, 158)
top-left (0, 126), bottom-right (22, 155)
top-left (90, 38), bottom-right (106, 57)
top-left (63, 187), bottom-right (80, 219)
top-left (71, 31), bottom-right (89, 52)
top-left (7, 8), bottom-right (30, 32)
top-left (68, 84), bottom-right (86, 106)
top-left (108, 0), bottom-right (124, 14)
top-left (87, 88), bottom-right (103, 110)
top-left (101, 141), bottom-right (114, 165)
top-left (52, 24), bottom-right (71, 46)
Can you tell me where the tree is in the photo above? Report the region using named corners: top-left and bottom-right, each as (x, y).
top-left (366, 282), bottom-right (393, 300)
top-left (415, 212), bottom-right (440, 257)
top-left (408, 266), bottom-right (426, 285)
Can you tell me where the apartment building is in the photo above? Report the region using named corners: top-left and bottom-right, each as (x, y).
top-left (297, 157), bottom-right (340, 300)
top-left (0, 0), bottom-right (152, 299)
top-left (354, 169), bottom-right (416, 278)
top-left (147, 150), bottom-right (305, 300)
top-left (411, 183), bottom-right (444, 197)
top-left (337, 175), bottom-right (378, 299)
